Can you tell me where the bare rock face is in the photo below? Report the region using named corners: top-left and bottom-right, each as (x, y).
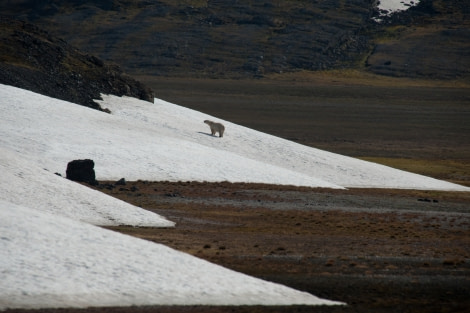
top-left (66, 159), bottom-right (98, 185)
top-left (0, 17), bottom-right (154, 111)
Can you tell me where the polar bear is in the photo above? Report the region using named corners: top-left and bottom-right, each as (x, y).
top-left (204, 120), bottom-right (225, 137)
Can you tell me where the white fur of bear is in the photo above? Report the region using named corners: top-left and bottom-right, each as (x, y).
top-left (204, 120), bottom-right (225, 137)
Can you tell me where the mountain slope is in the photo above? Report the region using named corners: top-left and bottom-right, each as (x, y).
top-left (0, 17), bottom-right (154, 110)
top-left (1, 0), bottom-right (373, 78)
top-left (365, 0), bottom-right (470, 79)
top-left (1, 0), bottom-right (468, 79)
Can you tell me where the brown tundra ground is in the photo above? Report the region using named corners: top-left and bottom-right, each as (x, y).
top-left (9, 73), bottom-right (470, 313)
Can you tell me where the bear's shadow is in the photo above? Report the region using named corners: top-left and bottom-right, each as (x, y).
top-left (198, 131), bottom-right (218, 137)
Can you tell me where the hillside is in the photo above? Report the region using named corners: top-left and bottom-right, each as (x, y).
top-left (366, 0), bottom-right (470, 79)
top-left (0, 17), bottom-right (153, 110)
top-left (1, 0), bottom-right (468, 79)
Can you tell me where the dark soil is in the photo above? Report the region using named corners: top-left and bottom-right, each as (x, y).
top-left (10, 181), bottom-right (468, 313)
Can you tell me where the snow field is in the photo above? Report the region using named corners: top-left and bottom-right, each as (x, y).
top-left (1, 201), bottom-right (342, 309)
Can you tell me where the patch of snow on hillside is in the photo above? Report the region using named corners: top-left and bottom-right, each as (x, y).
top-left (0, 147), bottom-right (174, 227)
top-left (98, 94), bottom-right (469, 191)
top-left (0, 200), bottom-right (343, 310)
top-left (1, 84), bottom-right (467, 191)
top-left (374, 0), bottom-right (421, 20)
top-left (0, 84), bottom-right (341, 189)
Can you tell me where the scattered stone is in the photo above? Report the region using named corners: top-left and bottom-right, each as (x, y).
top-left (116, 178), bottom-right (126, 186)
top-left (418, 198), bottom-right (439, 203)
top-left (165, 192), bottom-right (181, 197)
top-left (103, 184), bottom-right (115, 190)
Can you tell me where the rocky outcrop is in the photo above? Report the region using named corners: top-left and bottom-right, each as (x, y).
top-left (0, 17), bottom-right (154, 110)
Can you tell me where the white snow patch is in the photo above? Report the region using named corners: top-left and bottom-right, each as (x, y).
top-left (377, 0), bottom-right (420, 14)
top-left (1, 84), bottom-right (466, 191)
top-left (373, 0), bottom-right (421, 21)
top-left (0, 201), bottom-right (343, 309)
top-left (97, 93), bottom-right (468, 191)
top-left (0, 147), bottom-right (174, 227)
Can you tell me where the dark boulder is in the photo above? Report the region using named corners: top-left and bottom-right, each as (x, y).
top-left (66, 159), bottom-right (98, 185)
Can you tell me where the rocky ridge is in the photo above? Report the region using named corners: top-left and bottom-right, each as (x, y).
top-left (0, 17), bottom-right (154, 110)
